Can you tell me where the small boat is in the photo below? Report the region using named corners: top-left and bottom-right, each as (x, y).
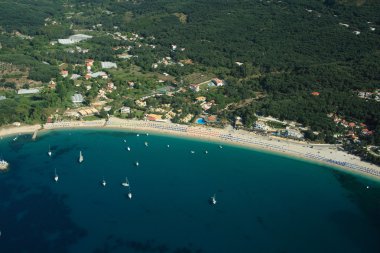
top-left (146, 133), bottom-right (149, 136)
top-left (210, 194), bottom-right (217, 205)
top-left (123, 139), bottom-right (127, 143)
top-left (135, 161), bottom-right (139, 166)
top-left (144, 142), bottom-right (148, 147)
top-left (205, 150), bottom-right (208, 154)
top-left (48, 145), bottom-right (52, 157)
top-left (102, 179), bottom-right (106, 187)
top-left (122, 177), bottom-right (129, 187)
top-left (128, 191), bottom-right (133, 199)
top-left (127, 146), bottom-right (131, 151)
top-left (136, 134), bottom-right (140, 137)
top-left (54, 168), bottom-right (58, 182)
top-left (78, 151), bottom-right (84, 163)
top-left (167, 144), bottom-right (170, 148)
top-left (219, 145), bottom-right (223, 149)
top-left (13, 136), bottom-right (18, 141)
top-left (190, 150), bottom-right (195, 154)
top-left (0, 158), bottom-right (9, 170)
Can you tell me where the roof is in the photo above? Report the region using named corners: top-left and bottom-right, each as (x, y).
top-left (17, 88), bottom-right (40, 95)
top-left (0, 95), bottom-right (6, 100)
top-left (58, 34), bottom-right (93, 45)
top-left (71, 93), bottom-right (84, 103)
top-left (311, 91), bottom-right (320, 96)
top-left (205, 115), bottom-right (217, 122)
top-left (146, 114), bottom-right (162, 121)
top-left (91, 71), bottom-right (107, 78)
top-left (71, 74), bottom-right (81, 80)
top-left (101, 62), bottom-right (117, 69)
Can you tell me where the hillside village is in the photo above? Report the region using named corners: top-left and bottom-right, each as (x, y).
top-left (1, 0), bottom-right (380, 164)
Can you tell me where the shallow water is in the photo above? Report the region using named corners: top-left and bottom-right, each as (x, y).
top-left (0, 129), bottom-right (379, 253)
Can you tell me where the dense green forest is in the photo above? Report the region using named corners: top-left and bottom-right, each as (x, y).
top-left (0, 0), bottom-right (65, 35)
top-left (0, 0), bottom-right (380, 161)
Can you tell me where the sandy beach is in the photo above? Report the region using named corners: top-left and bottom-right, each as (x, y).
top-left (1, 117), bottom-right (379, 180)
top-left (0, 124), bottom-right (41, 139)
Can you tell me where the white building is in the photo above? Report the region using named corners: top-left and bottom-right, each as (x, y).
top-left (17, 88), bottom-right (40, 95)
top-left (58, 34), bottom-right (93, 45)
top-left (285, 128), bottom-right (304, 139)
top-left (254, 121), bottom-right (270, 132)
top-left (71, 93), bottom-right (84, 103)
top-left (120, 106), bottom-right (131, 114)
top-left (101, 61), bottom-right (117, 69)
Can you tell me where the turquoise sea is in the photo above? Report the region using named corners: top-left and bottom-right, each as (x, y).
top-left (0, 129), bottom-right (380, 253)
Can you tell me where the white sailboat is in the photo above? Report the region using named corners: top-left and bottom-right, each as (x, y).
top-left (127, 146), bottom-right (131, 151)
top-left (219, 145), bottom-right (223, 149)
top-left (136, 134), bottom-right (140, 137)
top-left (78, 151), bottom-right (84, 163)
top-left (205, 150), bottom-right (208, 154)
top-left (210, 194), bottom-right (217, 205)
top-left (135, 161), bottom-right (139, 166)
top-left (144, 141), bottom-right (148, 147)
top-left (167, 144), bottom-right (170, 148)
top-left (122, 177), bottom-right (130, 187)
top-left (102, 179), bottom-right (106, 187)
top-left (54, 168), bottom-right (59, 182)
top-left (48, 145), bottom-right (52, 157)
top-left (190, 150), bottom-right (195, 154)
top-left (128, 190), bottom-right (133, 199)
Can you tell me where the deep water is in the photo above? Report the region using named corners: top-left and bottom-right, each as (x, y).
top-left (0, 129), bottom-right (379, 253)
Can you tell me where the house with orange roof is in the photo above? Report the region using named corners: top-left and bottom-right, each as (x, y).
top-left (211, 78), bottom-right (225, 87)
top-left (146, 114), bottom-right (163, 121)
top-left (196, 96), bottom-right (206, 102)
top-left (61, 70), bottom-right (68, 77)
top-left (85, 59), bottom-right (94, 66)
top-left (205, 115), bottom-right (217, 123)
top-left (311, 91), bottom-right (320, 96)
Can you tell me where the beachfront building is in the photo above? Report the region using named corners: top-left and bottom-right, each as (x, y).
top-left (146, 114), bottom-right (165, 122)
top-left (235, 116), bottom-right (243, 129)
top-left (120, 106), bottom-right (131, 114)
top-left (285, 128), bottom-right (304, 139)
top-left (205, 115), bottom-right (217, 123)
top-left (254, 121), bottom-right (270, 132)
top-left (135, 99), bottom-right (147, 108)
top-left (0, 95), bottom-right (6, 101)
top-left (17, 88), bottom-right (40, 95)
top-left (180, 114), bottom-right (194, 123)
top-left (78, 108), bottom-right (99, 117)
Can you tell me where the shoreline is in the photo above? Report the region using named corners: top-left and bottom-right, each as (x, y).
top-left (1, 118), bottom-right (379, 181)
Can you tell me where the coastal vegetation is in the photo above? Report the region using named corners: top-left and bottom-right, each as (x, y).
top-left (0, 0), bottom-right (379, 163)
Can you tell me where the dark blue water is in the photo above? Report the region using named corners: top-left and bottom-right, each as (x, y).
top-left (0, 129), bottom-right (379, 253)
